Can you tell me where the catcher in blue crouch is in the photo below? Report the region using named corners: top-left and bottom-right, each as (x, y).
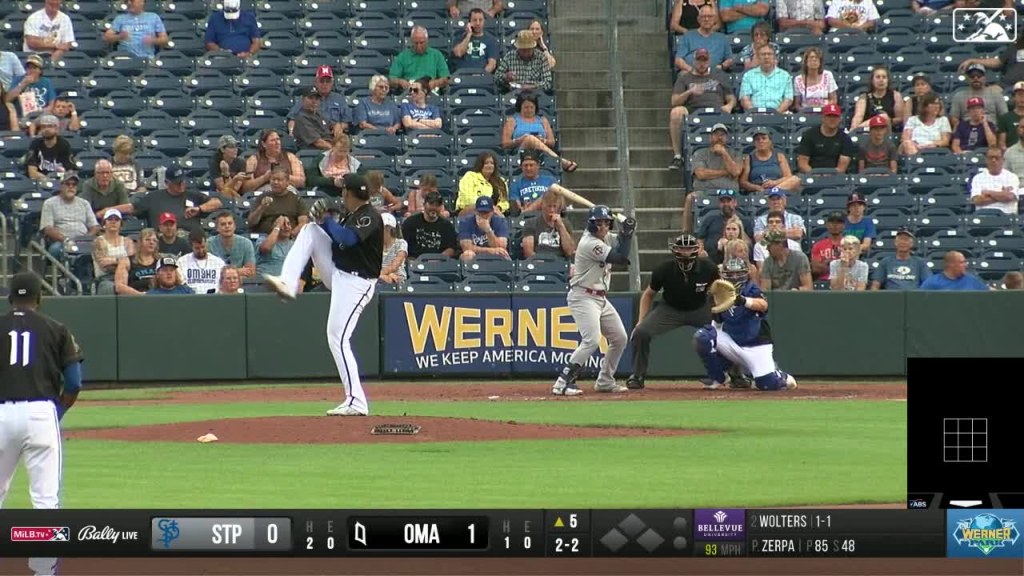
top-left (693, 257), bottom-right (798, 391)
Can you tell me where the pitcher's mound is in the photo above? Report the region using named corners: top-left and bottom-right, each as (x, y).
top-left (68, 416), bottom-right (709, 444)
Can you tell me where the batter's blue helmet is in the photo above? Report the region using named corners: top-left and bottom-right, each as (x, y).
top-left (587, 205), bottom-right (614, 233)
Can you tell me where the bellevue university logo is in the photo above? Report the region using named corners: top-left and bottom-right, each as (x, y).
top-left (695, 509), bottom-right (745, 541)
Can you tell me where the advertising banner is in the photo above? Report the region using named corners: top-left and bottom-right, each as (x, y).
top-left (381, 294), bottom-right (635, 377)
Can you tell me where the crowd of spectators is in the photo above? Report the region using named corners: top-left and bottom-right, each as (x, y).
top-left (0, 0), bottom-right (576, 296)
top-left (670, 0), bottom-right (1023, 290)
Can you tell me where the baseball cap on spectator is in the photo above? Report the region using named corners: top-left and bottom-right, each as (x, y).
top-left (223, 0), bottom-right (241, 19)
top-left (1014, 81), bottom-right (1024, 93)
top-left (382, 213), bottom-right (397, 228)
top-left (299, 85), bottom-right (321, 99)
top-left (826, 211), bottom-right (845, 223)
top-left (868, 115), bottom-right (888, 128)
top-left (896, 226), bottom-right (915, 238)
top-left (103, 208), bottom-right (122, 220)
top-left (766, 187), bottom-right (786, 198)
top-left (822, 103), bottom-right (842, 117)
top-left (61, 172), bottom-right (80, 184)
top-left (764, 230), bottom-right (786, 245)
top-left (520, 149), bottom-right (542, 163)
top-left (475, 196), bottom-right (494, 212)
top-left (754, 126), bottom-right (772, 135)
top-left (424, 191), bottom-right (444, 205)
top-left (694, 48), bottom-right (710, 60)
top-left (159, 212), bottom-right (177, 225)
top-left (165, 162), bottom-right (187, 184)
top-left (26, 54), bottom-right (44, 69)
top-left (966, 63), bottom-right (986, 76)
top-left (847, 192), bottom-right (867, 206)
top-left (717, 189), bottom-right (737, 199)
top-left (316, 65), bottom-right (333, 79)
top-left (157, 256), bottom-right (178, 269)
top-left (967, 97), bottom-right (984, 108)
top-left (38, 114), bottom-right (59, 126)
top-left (711, 122), bottom-right (729, 133)
top-left (218, 134), bottom-right (238, 150)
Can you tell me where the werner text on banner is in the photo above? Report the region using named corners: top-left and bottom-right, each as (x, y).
top-left (381, 295), bottom-right (635, 376)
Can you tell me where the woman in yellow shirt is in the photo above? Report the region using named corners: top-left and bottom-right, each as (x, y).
top-left (456, 151), bottom-right (510, 216)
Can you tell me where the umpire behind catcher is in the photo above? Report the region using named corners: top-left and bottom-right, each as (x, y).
top-left (626, 234), bottom-right (718, 389)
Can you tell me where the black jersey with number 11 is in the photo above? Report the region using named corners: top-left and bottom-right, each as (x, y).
top-left (0, 309), bottom-right (83, 401)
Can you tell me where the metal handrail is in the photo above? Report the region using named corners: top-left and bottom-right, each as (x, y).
top-left (605, 0), bottom-right (641, 292)
top-left (26, 240), bottom-right (83, 296)
top-left (0, 212), bottom-right (7, 288)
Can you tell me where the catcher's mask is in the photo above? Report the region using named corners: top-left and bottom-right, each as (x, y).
top-left (587, 205), bottom-right (615, 233)
top-left (670, 234), bottom-right (700, 271)
top-left (721, 257), bottom-right (749, 288)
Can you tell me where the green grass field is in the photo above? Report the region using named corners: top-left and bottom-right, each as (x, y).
top-left (2, 383), bottom-right (906, 509)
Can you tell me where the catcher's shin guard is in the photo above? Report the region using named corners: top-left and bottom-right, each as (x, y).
top-left (693, 326), bottom-right (729, 384)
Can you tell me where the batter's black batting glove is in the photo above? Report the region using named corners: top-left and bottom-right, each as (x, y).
top-left (620, 217), bottom-right (637, 236)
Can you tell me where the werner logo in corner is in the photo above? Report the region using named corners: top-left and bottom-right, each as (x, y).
top-left (947, 510), bottom-right (1022, 558)
top-left (11, 527), bottom-right (70, 542)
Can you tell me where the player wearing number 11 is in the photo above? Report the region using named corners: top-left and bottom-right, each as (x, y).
top-left (0, 272), bottom-right (84, 576)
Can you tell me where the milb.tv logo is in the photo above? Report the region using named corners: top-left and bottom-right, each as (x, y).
top-left (953, 8), bottom-right (1017, 43)
top-left (949, 512), bottom-right (1021, 557)
top-left (10, 527), bottom-right (70, 542)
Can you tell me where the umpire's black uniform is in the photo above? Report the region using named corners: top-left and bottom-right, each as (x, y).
top-left (630, 257), bottom-right (719, 379)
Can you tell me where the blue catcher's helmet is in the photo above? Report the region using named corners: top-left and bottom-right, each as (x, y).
top-left (587, 204), bottom-right (615, 233)
top-left (721, 258), bottom-right (750, 289)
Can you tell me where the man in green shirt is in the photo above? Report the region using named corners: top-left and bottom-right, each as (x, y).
top-left (389, 26), bottom-right (450, 92)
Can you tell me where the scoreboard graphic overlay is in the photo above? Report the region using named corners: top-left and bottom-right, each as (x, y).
top-left (0, 509), bottom-right (980, 558)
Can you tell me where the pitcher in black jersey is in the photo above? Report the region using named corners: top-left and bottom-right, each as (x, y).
top-left (263, 173), bottom-right (384, 416)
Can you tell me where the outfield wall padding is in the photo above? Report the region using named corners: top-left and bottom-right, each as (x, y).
top-left (6, 291), bottom-right (1022, 382)
top-left (904, 291), bottom-right (1023, 358)
top-left (245, 293), bottom-right (379, 379)
top-left (117, 295), bottom-right (248, 381)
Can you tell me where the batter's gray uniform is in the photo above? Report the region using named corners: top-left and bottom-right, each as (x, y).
top-left (566, 230), bottom-right (628, 388)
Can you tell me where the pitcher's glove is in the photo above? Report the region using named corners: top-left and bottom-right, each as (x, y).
top-left (710, 279), bottom-right (746, 314)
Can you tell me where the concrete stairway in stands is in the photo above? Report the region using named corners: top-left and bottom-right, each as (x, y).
top-left (550, 0), bottom-right (683, 289)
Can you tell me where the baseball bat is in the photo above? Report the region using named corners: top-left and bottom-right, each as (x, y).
top-left (549, 184), bottom-right (627, 223)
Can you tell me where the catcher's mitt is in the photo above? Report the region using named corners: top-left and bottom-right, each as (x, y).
top-left (709, 279), bottom-right (737, 314)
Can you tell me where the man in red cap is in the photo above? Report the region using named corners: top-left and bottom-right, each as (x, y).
top-left (952, 97), bottom-right (997, 153)
top-left (287, 65), bottom-right (351, 138)
top-left (796, 103), bottom-right (856, 173)
top-left (156, 212), bottom-right (190, 256)
top-left (858, 114), bottom-right (897, 173)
